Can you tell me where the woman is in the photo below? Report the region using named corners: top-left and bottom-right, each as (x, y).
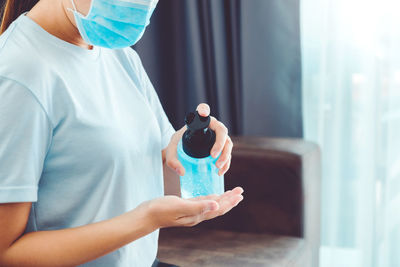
top-left (0, 0), bottom-right (244, 266)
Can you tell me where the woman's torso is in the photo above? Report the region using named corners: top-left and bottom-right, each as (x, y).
top-left (0, 14), bottom-right (172, 267)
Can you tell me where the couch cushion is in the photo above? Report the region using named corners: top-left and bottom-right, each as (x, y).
top-left (157, 228), bottom-right (311, 267)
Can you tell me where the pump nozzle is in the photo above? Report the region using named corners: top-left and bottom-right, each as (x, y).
top-left (184, 111), bottom-right (211, 133)
top-left (182, 111), bottom-right (216, 158)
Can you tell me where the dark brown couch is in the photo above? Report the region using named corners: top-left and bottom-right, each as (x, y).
top-left (157, 137), bottom-right (321, 267)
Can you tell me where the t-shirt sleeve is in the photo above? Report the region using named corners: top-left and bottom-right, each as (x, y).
top-left (0, 77), bottom-right (52, 203)
top-left (130, 51), bottom-right (176, 150)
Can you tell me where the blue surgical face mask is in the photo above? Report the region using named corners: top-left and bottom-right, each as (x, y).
top-left (69, 0), bottom-right (159, 49)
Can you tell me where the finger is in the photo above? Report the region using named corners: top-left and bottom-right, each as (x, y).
top-left (189, 194), bottom-right (220, 202)
top-left (188, 187), bottom-right (243, 204)
top-left (196, 103), bottom-right (210, 117)
top-left (166, 156), bottom-right (185, 176)
top-left (204, 189), bottom-right (239, 211)
top-left (177, 215), bottom-right (202, 227)
top-left (218, 193), bottom-right (243, 214)
top-left (209, 117), bottom-right (228, 158)
top-left (194, 187), bottom-right (241, 200)
top-left (191, 188), bottom-right (242, 200)
top-left (182, 188), bottom-right (243, 223)
top-left (178, 199), bottom-right (219, 218)
top-left (178, 192), bottom-right (243, 226)
top-left (231, 186), bottom-right (244, 194)
top-left (176, 196), bottom-right (221, 226)
top-left (203, 194), bottom-right (243, 220)
top-left (165, 126), bottom-right (187, 175)
top-left (216, 136), bottom-right (233, 169)
top-left (218, 155), bottom-right (231, 176)
top-left (165, 143), bottom-right (185, 176)
top-left (216, 188), bottom-right (243, 209)
top-left (170, 125), bottom-right (186, 145)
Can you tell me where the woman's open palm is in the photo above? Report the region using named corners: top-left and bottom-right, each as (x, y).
top-left (142, 187), bottom-right (244, 228)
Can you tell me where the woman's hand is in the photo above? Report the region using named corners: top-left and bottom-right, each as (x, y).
top-left (140, 187), bottom-right (244, 228)
top-left (164, 103), bottom-right (233, 176)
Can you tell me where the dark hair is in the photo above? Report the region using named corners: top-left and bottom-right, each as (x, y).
top-left (1, 0), bottom-right (38, 34)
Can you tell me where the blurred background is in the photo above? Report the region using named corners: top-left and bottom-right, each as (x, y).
top-left (302, 0), bottom-right (400, 266)
top-left (133, 0), bottom-right (303, 137)
top-left (135, 0), bottom-right (400, 266)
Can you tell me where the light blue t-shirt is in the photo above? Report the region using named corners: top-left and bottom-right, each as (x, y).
top-left (0, 14), bottom-right (176, 267)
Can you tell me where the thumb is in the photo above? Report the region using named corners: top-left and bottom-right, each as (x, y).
top-left (182, 199), bottom-right (219, 216)
top-left (166, 157), bottom-right (185, 176)
top-left (165, 128), bottom-right (186, 176)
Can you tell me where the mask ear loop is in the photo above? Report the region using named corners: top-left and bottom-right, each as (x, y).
top-left (65, 0), bottom-right (94, 49)
top-left (66, 0), bottom-right (77, 13)
top-left (70, 0), bottom-right (77, 11)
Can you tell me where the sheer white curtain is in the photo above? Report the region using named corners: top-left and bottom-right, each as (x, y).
top-left (301, 0), bottom-right (400, 266)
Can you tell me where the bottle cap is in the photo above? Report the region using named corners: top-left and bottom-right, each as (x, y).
top-left (182, 111), bottom-right (216, 158)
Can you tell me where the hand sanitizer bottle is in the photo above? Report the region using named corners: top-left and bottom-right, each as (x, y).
top-left (177, 111), bottom-right (225, 199)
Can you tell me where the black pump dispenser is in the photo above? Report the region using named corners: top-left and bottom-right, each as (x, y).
top-left (182, 111), bottom-right (216, 158)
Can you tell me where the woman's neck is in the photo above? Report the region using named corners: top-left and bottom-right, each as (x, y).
top-left (27, 0), bottom-right (93, 50)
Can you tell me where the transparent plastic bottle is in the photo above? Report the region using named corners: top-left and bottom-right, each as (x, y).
top-left (177, 111), bottom-right (225, 199)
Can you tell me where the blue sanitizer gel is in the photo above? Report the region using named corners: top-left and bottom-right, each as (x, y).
top-left (177, 111), bottom-right (224, 199)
